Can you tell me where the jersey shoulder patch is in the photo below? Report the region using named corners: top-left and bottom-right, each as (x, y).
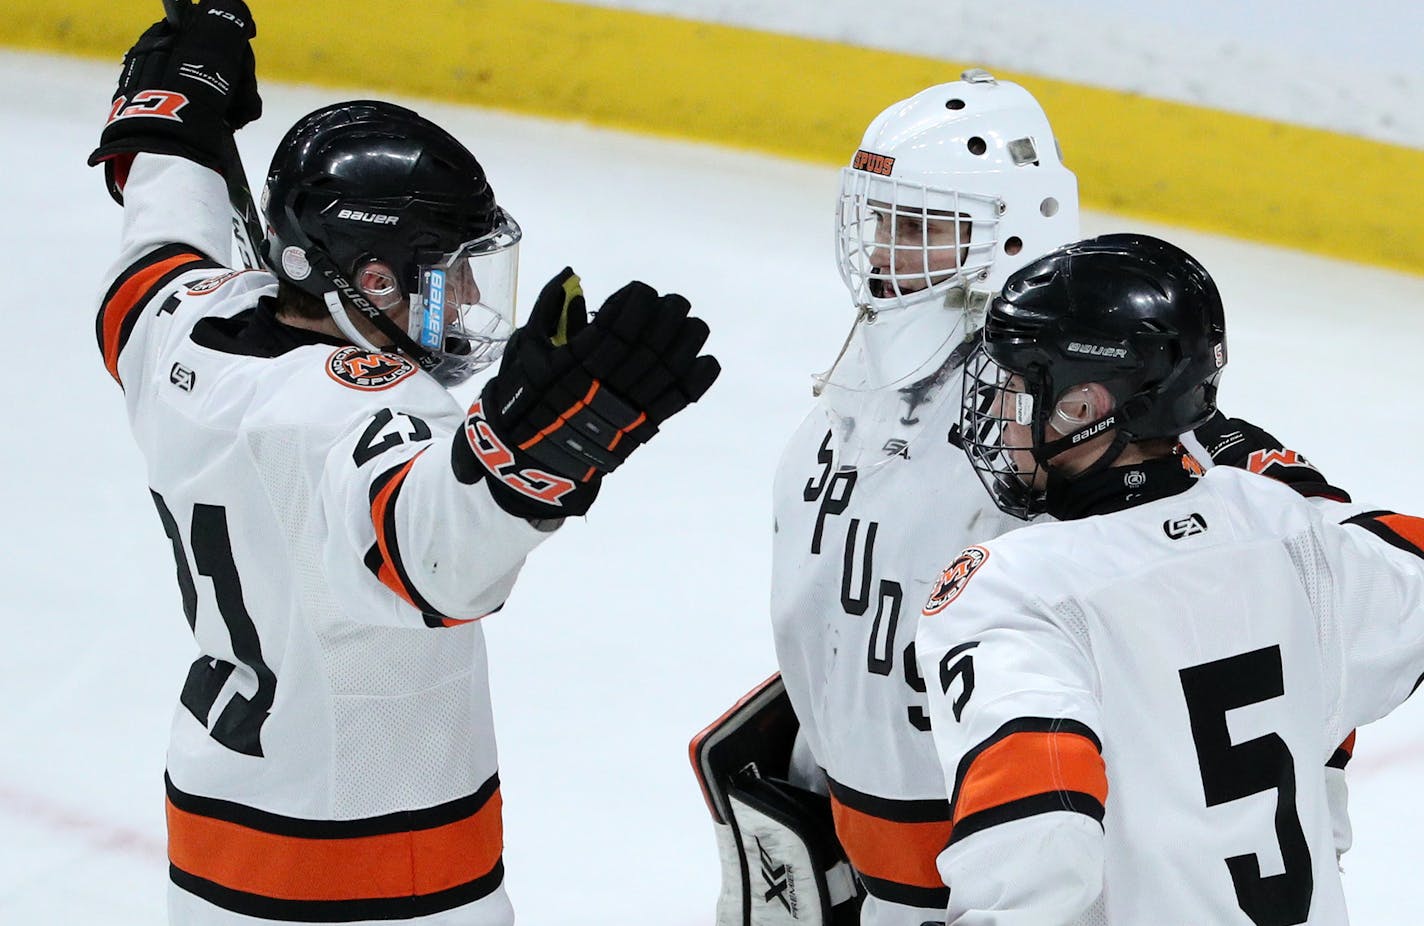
top-left (185, 269), bottom-right (253, 296)
top-left (325, 347), bottom-right (418, 391)
top-left (923, 545), bottom-right (990, 616)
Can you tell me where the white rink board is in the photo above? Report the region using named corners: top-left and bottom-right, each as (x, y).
top-left (573, 0), bottom-right (1424, 148)
top-left (2, 50), bottom-right (1423, 924)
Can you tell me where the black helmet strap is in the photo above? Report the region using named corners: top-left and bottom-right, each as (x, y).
top-left (307, 246), bottom-right (440, 372)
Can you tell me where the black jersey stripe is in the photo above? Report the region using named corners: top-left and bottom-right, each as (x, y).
top-left (165, 772), bottom-right (500, 838)
top-left (170, 859), bottom-right (505, 922)
top-left (947, 790), bottom-right (1107, 847)
top-left (825, 775), bottom-right (952, 903)
top-left (856, 872), bottom-right (949, 909)
top-left (946, 717), bottom-right (1106, 845)
top-left (97, 244), bottom-right (220, 385)
top-left (166, 772), bottom-right (504, 918)
top-left (367, 453), bottom-right (449, 619)
top-left (1327, 731), bottom-right (1357, 770)
top-left (825, 777), bottom-right (952, 824)
top-left (1343, 510), bottom-right (1424, 559)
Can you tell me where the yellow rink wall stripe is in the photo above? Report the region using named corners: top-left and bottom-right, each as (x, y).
top-left (13, 0), bottom-right (1422, 274)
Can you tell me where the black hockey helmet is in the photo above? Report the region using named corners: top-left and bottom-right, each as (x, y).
top-left (960, 233), bottom-right (1227, 517)
top-left (261, 100), bottom-right (522, 386)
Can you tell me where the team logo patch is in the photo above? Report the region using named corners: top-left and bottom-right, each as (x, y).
top-left (923, 545), bottom-right (990, 616)
top-left (464, 398), bottom-right (578, 505)
top-left (326, 347), bottom-right (417, 391)
top-left (186, 270), bottom-right (244, 296)
top-left (852, 149), bottom-right (896, 176)
top-left (169, 362), bottom-right (196, 392)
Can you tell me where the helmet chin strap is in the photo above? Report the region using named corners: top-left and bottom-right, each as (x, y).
top-left (1041, 429), bottom-right (1132, 512)
top-left (308, 249), bottom-right (442, 373)
top-left (1034, 392), bottom-right (1154, 510)
top-left (323, 290), bottom-right (382, 352)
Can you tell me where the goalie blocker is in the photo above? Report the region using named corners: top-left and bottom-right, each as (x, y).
top-left (689, 675), bottom-right (863, 926)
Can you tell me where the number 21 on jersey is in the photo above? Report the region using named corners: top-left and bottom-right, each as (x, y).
top-left (152, 491), bottom-right (275, 757)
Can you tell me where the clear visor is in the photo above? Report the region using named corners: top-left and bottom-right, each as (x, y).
top-left (410, 208), bottom-right (522, 387)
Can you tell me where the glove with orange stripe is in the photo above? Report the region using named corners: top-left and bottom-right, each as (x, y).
top-left (1189, 411), bottom-right (1349, 501)
top-left (88, 0), bottom-right (261, 203)
top-left (459, 267), bottom-right (720, 520)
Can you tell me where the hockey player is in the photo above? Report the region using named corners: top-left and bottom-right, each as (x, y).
top-left (689, 74), bottom-right (1355, 926)
top-left (690, 71), bottom-right (1080, 926)
top-left (917, 233), bottom-right (1416, 924)
top-left (88, 3), bottom-right (718, 924)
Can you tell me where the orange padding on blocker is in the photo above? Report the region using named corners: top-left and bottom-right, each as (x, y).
top-left (953, 731), bottom-right (1107, 824)
top-left (829, 797), bottom-right (953, 890)
top-left (167, 790), bottom-right (504, 902)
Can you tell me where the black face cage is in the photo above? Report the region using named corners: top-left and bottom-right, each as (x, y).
top-left (959, 346), bottom-right (1046, 520)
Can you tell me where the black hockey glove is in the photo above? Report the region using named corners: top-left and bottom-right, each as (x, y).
top-left (88, 0), bottom-right (261, 203)
top-left (1189, 411), bottom-right (1350, 501)
top-left (456, 267), bottom-right (720, 521)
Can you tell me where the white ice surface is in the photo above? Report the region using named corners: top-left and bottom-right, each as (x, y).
top-left (3, 50), bottom-right (1424, 924)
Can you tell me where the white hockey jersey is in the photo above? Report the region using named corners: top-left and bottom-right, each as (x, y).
top-left (915, 462), bottom-right (1424, 925)
top-left (99, 155), bottom-right (554, 925)
top-left (770, 360), bottom-right (1025, 924)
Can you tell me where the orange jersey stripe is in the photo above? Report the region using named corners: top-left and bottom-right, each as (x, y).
top-left (369, 452), bottom-right (425, 609)
top-left (100, 251), bottom-right (204, 383)
top-left (1328, 730), bottom-right (1358, 769)
top-left (828, 795), bottom-right (951, 890)
top-left (953, 730), bottom-right (1107, 825)
top-left (167, 789), bottom-right (503, 902)
top-left (1376, 514), bottom-right (1424, 552)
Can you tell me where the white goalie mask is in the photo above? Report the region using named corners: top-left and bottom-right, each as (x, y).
top-left (818, 70), bottom-right (1080, 471)
top-left (827, 70), bottom-right (1080, 390)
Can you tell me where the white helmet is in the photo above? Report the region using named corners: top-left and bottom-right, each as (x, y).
top-left (828, 70), bottom-right (1080, 392)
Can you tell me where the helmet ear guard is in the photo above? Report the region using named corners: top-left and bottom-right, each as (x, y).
top-left (1048, 384), bottom-right (1097, 431)
top-left (353, 261), bottom-right (401, 308)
